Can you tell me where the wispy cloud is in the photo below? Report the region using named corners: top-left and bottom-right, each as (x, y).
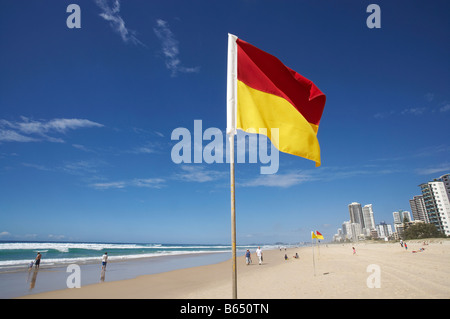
top-left (415, 163), bottom-right (450, 175)
top-left (0, 117), bottom-right (103, 143)
top-left (22, 163), bottom-right (53, 171)
top-left (239, 165), bottom-right (402, 188)
top-left (0, 130), bottom-right (39, 143)
top-left (372, 144), bottom-right (450, 163)
top-left (439, 103), bottom-right (450, 113)
top-left (374, 94), bottom-right (450, 119)
top-left (0, 231), bottom-right (11, 238)
top-left (153, 19), bottom-right (199, 76)
top-left (91, 178), bottom-right (166, 190)
top-left (72, 144), bottom-right (96, 153)
top-left (239, 172), bottom-right (313, 188)
top-left (94, 0), bottom-right (143, 46)
top-left (173, 165), bottom-right (226, 183)
top-left (401, 107), bottom-right (427, 115)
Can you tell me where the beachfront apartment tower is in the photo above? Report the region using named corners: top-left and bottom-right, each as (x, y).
top-left (348, 202), bottom-right (364, 231)
top-left (393, 211), bottom-right (401, 224)
top-left (362, 204), bottom-right (376, 231)
top-left (419, 180), bottom-right (450, 236)
top-left (437, 174), bottom-right (450, 201)
top-left (409, 195), bottom-right (429, 223)
top-left (376, 221), bottom-right (393, 240)
top-left (393, 210), bottom-right (411, 225)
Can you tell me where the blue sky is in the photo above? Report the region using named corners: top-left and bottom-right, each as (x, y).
top-left (0, 0), bottom-right (449, 244)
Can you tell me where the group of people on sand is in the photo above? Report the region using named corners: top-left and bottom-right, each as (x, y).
top-left (400, 239), bottom-right (408, 250)
top-left (245, 247), bottom-right (300, 264)
top-left (284, 252), bottom-right (299, 260)
top-left (245, 247), bottom-right (263, 265)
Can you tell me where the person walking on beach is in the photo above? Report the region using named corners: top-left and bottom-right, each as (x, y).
top-left (352, 247), bottom-right (356, 255)
top-left (245, 249), bottom-right (251, 265)
top-left (404, 243), bottom-right (408, 250)
top-left (34, 252), bottom-right (41, 269)
top-left (102, 252), bottom-right (108, 270)
top-left (256, 246), bottom-right (263, 265)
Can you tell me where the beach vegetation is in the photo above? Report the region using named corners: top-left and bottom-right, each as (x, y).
top-left (403, 223), bottom-right (446, 240)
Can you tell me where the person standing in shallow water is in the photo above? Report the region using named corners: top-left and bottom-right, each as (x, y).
top-left (34, 252), bottom-right (42, 269)
top-left (102, 252), bottom-right (108, 270)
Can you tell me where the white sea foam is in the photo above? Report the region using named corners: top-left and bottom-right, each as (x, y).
top-left (0, 249), bottom-right (229, 270)
top-left (0, 242), bottom-right (154, 252)
top-left (0, 241), bottom-right (282, 272)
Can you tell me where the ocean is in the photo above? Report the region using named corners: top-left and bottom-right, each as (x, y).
top-left (0, 241), bottom-right (280, 298)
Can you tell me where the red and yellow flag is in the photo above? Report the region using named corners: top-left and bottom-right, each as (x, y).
top-left (316, 231), bottom-right (324, 240)
top-left (227, 34), bottom-right (326, 167)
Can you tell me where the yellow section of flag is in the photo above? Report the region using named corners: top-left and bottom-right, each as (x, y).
top-left (316, 231), bottom-right (324, 240)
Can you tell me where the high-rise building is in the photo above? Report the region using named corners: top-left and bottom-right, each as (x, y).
top-left (402, 211), bottom-right (412, 222)
top-left (419, 180), bottom-right (450, 236)
top-left (342, 221), bottom-right (352, 241)
top-left (376, 221), bottom-right (393, 239)
top-left (409, 195), bottom-right (429, 223)
top-left (393, 210), bottom-right (411, 224)
top-left (437, 173), bottom-right (450, 201)
top-left (348, 202), bottom-right (364, 231)
top-left (362, 204), bottom-right (376, 230)
top-left (393, 211), bottom-right (402, 224)
top-left (350, 223), bottom-right (362, 241)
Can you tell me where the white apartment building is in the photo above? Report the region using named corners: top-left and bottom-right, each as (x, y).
top-left (409, 195), bottom-right (429, 223)
top-left (348, 202), bottom-right (364, 232)
top-left (362, 204), bottom-right (376, 233)
top-left (420, 180), bottom-right (450, 236)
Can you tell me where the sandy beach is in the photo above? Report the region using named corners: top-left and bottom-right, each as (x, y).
top-left (17, 239), bottom-right (450, 299)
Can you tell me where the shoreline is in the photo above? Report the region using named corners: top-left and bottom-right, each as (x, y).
top-left (16, 240), bottom-right (450, 299)
top-left (2, 251), bottom-right (232, 299)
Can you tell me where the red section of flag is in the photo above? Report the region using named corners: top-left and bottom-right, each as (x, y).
top-left (236, 38), bottom-right (326, 126)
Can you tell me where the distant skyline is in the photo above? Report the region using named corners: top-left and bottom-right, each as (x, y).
top-left (1, 1), bottom-right (449, 244)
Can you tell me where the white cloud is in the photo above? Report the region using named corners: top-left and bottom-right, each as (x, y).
top-left (239, 172), bottom-right (312, 188)
top-left (153, 19), bottom-right (199, 76)
top-left (48, 234), bottom-right (66, 240)
top-left (173, 165), bottom-right (225, 183)
top-left (72, 144), bottom-right (93, 152)
top-left (0, 117), bottom-right (103, 143)
top-left (0, 231), bottom-right (11, 238)
top-left (0, 129), bottom-right (39, 143)
top-left (415, 163), bottom-right (450, 175)
top-left (95, 0), bottom-right (143, 46)
top-left (91, 178), bottom-right (165, 190)
top-left (401, 107), bottom-right (427, 115)
top-left (22, 163), bottom-right (53, 171)
top-left (91, 181), bottom-right (127, 190)
top-left (439, 104), bottom-right (450, 112)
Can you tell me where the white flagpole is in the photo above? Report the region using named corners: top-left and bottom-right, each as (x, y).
top-left (317, 238), bottom-right (320, 257)
top-left (311, 232), bottom-right (316, 276)
top-left (227, 33), bottom-right (238, 299)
